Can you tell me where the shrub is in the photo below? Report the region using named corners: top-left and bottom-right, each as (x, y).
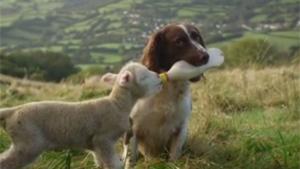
top-left (222, 38), bottom-right (284, 67)
top-left (67, 65), bottom-right (105, 84)
top-left (0, 51), bottom-right (78, 82)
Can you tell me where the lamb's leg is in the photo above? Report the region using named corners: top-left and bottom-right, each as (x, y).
top-left (168, 123), bottom-right (188, 161)
top-left (0, 144), bottom-right (42, 169)
top-left (93, 138), bottom-right (122, 169)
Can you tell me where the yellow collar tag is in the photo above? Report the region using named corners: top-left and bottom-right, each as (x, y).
top-left (159, 73), bottom-right (169, 84)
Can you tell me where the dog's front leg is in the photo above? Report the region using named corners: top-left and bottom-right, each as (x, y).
top-left (168, 122), bottom-right (188, 161)
top-left (169, 90), bottom-right (192, 161)
top-left (93, 138), bottom-right (122, 169)
top-left (123, 134), bottom-right (139, 169)
top-left (122, 124), bottom-right (133, 162)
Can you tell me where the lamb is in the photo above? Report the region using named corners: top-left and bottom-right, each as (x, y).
top-left (0, 62), bottom-right (162, 169)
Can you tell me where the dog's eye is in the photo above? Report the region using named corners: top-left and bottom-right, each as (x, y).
top-left (175, 38), bottom-right (186, 46)
top-left (190, 32), bottom-right (200, 42)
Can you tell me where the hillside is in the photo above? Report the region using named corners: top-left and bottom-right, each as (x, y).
top-left (0, 0), bottom-right (299, 65)
top-left (0, 65), bottom-right (299, 169)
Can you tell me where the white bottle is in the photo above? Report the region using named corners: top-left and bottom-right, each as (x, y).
top-left (160, 48), bottom-right (224, 82)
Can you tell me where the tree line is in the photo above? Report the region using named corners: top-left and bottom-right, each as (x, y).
top-left (0, 38), bottom-right (299, 82)
top-left (0, 51), bottom-right (78, 82)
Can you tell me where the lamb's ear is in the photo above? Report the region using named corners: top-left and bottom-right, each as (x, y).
top-left (101, 73), bottom-right (118, 86)
top-left (118, 70), bottom-right (133, 87)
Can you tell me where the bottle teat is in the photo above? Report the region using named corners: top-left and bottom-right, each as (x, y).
top-left (159, 73), bottom-right (169, 84)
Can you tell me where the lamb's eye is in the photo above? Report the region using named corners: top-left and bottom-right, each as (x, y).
top-left (139, 75), bottom-right (147, 81)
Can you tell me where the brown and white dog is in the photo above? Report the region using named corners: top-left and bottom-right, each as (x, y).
top-left (123, 23), bottom-right (209, 165)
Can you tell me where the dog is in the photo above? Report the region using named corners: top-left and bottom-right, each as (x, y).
top-left (123, 23), bottom-right (209, 165)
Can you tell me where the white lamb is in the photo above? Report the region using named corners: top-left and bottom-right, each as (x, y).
top-left (0, 62), bottom-right (162, 169)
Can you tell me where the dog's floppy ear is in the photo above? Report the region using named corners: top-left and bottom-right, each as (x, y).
top-left (141, 31), bottom-right (163, 72)
top-left (101, 73), bottom-right (118, 86)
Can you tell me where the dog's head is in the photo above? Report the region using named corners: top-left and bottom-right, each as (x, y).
top-left (141, 23), bottom-right (209, 82)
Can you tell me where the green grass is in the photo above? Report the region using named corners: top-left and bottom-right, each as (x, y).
top-left (271, 0), bottom-right (300, 4)
top-left (76, 64), bottom-right (105, 70)
top-left (94, 43), bottom-right (136, 50)
top-left (0, 14), bottom-right (20, 27)
top-left (0, 0), bottom-right (64, 27)
top-left (172, 0), bottom-right (192, 4)
top-left (96, 43), bottom-right (121, 49)
top-left (64, 19), bottom-right (94, 33)
top-left (21, 46), bottom-right (63, 52)
top-left (8, 28), bottom-right (42, 41)
top-left (98, 0), bottom-right (143, 13)
top-left (0, 65), bottom-right (299, 169)
top-left (103, 54), bottom-right (123, 64)
top-left (251, 14), bottom-right (268, 23)
top-left (67, 45), bottom-right (80, 50)
top-left (177, 8), bottom-right (198, 17)
top-left (244, 32), bottom-right (299, 50)
top-left (270, 31), bottom-right (300, 38)
top-left (59, 39), bottom-right (82, 45)
top-left (209, 31), bottom-right (300, 50)
top-left (106, 29), bottom-right (127, 36)
top-left (107, 22), bottom-right (122, 29)
top-left (47, 46), bottom-right (64, 52)
top-left (90, 52), bottom-right (123, 64)
top-left (104, 13), bottom-right (122, 21)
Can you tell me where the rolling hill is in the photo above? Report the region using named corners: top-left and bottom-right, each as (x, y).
top-left (0, 0), bottom-right (299, 65)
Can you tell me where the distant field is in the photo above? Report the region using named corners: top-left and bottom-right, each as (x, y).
top-left (64, 19), bottom-right (94, 33)
top-left (250, 14), bottom-right (268, 23)
top-left (1, 0), bottom-right (299, 66)
top-left (209, 30), bottom-right (300, 50)
top-left (90, 52), bottom-right (123, 64)
top-left (76, 64), bottom-right (105, 70)
top-left (0, 14), bottom-right (19, 27)
top-left (0, 0), bottom-right (64, 27)
top-left (270, 31), bottom-right (300, 38)
top-left (102, 55), bottom-right (123, 63)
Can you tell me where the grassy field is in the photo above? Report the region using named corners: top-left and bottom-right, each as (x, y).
top-left (0, 64), bottom-right (299, 169)
top-left (209, 31), bottom-right (300, 50)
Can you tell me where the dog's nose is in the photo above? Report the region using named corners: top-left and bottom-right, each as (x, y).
top-left (196, 51), bottom-right (209, 66)
top-left (188, 51), bottom-right (210, 67)
top-left (202, 52), bottom-right (209, 64)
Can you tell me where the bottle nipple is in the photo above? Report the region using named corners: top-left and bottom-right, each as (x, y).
top-left (159, 72), bottom-right (169, 84)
